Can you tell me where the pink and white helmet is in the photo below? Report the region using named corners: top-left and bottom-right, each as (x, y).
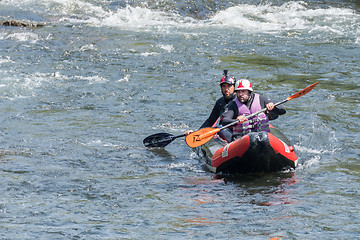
top-left (219, 70), bottom-right (236, 85)
top-left (235, 79), bottom-right (253, 92)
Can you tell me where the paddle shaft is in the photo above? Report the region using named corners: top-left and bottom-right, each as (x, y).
top-left (151, 133), bottom-right (185, 144)
top-left (170, 134), bottom-right (186, 140)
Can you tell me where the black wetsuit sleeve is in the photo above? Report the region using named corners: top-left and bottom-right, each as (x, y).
top-left (199, 99), bottom-right (222, 128)
top-left (220, 101), bottom-right (238, 126)
top-left (259, 95), bottom-right (286, 120)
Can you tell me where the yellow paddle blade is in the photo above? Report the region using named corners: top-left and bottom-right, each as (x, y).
top-left (185, 127), bottom-right (220, 148)
top-left (287, 82), bottom-right (319, 101)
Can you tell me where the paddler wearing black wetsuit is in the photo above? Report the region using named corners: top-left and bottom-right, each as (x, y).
top-left (184, 70), bottom-right (236, 136)
top-left (200, 80), bottom-right (236, 128)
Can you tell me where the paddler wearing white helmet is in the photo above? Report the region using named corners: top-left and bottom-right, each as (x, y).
top-left (221, 79), bottom-right (286, 140)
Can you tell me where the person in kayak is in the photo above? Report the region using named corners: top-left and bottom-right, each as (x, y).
top-left (184, 70), bottom-right (236, 141)
top-left (221, 79), bottom-right (286, 140)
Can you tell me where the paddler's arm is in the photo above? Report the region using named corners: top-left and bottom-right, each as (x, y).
top-left (260, 95), bottom-right (286, 120)
top-left (220, 102), bottom-right (239, 126)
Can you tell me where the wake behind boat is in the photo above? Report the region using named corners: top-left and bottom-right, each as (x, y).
top-left (196, 124), bottom-right (297, 174)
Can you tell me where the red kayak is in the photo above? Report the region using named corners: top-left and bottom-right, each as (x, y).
top-left (197, 124), bottom-right (297, 174)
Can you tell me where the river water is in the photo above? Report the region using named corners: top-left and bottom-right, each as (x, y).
top-left (0, 0), bottom-right (359, 239)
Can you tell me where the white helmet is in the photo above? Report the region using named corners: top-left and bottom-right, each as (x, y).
top-left (235, 79), bottom-right (253, 92)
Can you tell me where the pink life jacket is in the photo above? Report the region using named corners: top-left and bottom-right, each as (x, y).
top-left (232, 93), bottom-right (270, 137)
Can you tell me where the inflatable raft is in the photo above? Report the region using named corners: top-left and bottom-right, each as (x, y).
top-left (196, 124), bottom-right (297, 174)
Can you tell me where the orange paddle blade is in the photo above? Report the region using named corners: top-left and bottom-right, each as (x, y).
top-left (286, 82), bottom-right (318, 101)
top-left (185, 127), bottom-right (220, 148)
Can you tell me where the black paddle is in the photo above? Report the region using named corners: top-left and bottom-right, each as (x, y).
top-left (143, 132), bottom-right (186, 148)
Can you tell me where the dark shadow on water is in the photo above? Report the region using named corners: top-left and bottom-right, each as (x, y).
top-left (147, 148), bottom-right (174, 160)
top-left (215, 171), bottom-right (299, 206)
top-left (215, 171), bottom-right (295, 185)
top-left (147, 147), bottom-right (174, 159)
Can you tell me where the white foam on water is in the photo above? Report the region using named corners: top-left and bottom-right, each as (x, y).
top-left (158, 44), bottom-right (174, 52)
top-left (14, 72), bottom-right (48, 90)
top-left (295, 145), bottom-right (326, 155)
top-left (79, 44), bottom-right (98, 52)
top-left (53, 71), bottom-right (68, 79)
top-left (1, 0), bottom-right (107, 17)
top-left (296, 155), bottom-right (321, 170)
top-left (1, 0), bottom-right (192, 31)
top-left (76, 75), bottom-right (108, 84)
top-left (209, 1), bottom-right (359, 34)
top-left (118, 74), bottom-right (130, 83)
top-left (0, 71), bottom-right (67, 100)
top-left (356, 28), bottom-right (360, 44)
top-left (0, 77), bottom-right (33, 100)
top-left (2, 0), bottom-right (359, 38)
top-left (0, 56), bottom-right (14, 64)
top-left (140, 52), bottom-right (159, 57)
top-left (5, 32), bottom-right (40, 43)
top-left (293, 119), bottom-right (343, 170)
top-left (77, 139), bottom-right (122, 149)
top-left (87, 5), bottom-right (198, 32)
